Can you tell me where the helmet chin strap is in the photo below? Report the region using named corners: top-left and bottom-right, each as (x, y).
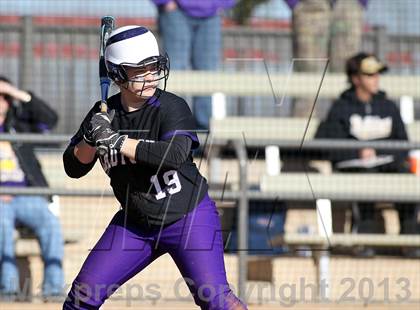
top-left (118, 82), bottom-right (157, 104)
top-left (120, 74), bottom-right (168, 101)
top-left (114, 53), bottom-right (170, 101)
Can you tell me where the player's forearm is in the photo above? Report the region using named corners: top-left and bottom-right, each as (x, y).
top-left (133, 135), bottom-right (192, 169)
top-left (74, 141), bottom-right (97, 163)
top-left (120, 138), bottom-right (139, 161)
top-left (63, 142), bottom-right (97, 178)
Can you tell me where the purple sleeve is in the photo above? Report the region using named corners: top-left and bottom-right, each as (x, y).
top-left (37, 123), bottom-right (50, 133)
top-left (218, 0), bottom-right (236, 10)
top-left (358, 0), bottom-right (369, 8)
top-left (151, 0), bottom-right (171, 6)
top-left (160, 130), bottom-right (199, 147)
top-left (159, 96), bottom-right (200, 149)
top-left (283, 0), bottom-right (299, 10)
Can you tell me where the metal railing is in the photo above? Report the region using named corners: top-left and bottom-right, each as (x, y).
top-left (1, 17), bottom-right (420, 134)
top-left (1, 133), bottom-right (420, 299)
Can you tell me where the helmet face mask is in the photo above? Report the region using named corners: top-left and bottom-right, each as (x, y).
top-left (122, 55), bottom-right (169, 84)
top-left (104, 26), bottom-right (170, 94)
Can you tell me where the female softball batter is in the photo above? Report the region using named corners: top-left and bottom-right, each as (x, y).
top-left (62, 26), bottom-right (247, 310)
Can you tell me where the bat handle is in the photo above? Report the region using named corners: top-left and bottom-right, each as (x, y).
top-left (100, 100), bottom-right (108, 112)
top-left (100, 77), bottom-right (110, 112)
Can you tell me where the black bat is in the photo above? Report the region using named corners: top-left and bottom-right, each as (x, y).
top-left (99, 16), bottom-right (115, 112)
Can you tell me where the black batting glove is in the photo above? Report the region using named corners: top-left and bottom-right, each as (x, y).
top-left (83, 110), bottom-right (115, 147)
top-left (86, 110), bottom-right (114, 143)
top-left (79, 113), bottom-right (97, 146)
top-left (95, 128), bottom-right (128, 156)
top-left (86, 110), bottom-right (127, 155)
top-left (82, 121), bottom-right (96, 147)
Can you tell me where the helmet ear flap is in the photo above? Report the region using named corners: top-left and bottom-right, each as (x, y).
top-left (106, 62), bottom-right (128, 83)
top-left (107, 71), bottom-right (120, 82)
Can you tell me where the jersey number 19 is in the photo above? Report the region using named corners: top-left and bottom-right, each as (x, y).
top-left (150, 170), bottom-right (182, 200)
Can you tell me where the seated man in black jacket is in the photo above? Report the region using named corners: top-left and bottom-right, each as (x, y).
top-left (0, 76), bottom-right (64, 299)
top-left (315, 53), bottom-right (419, 257)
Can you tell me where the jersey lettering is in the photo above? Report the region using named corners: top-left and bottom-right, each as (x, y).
top-left (98, 138), bottom-right (156, 174)
top-left (99, 151), bottom-right (135, 174)
top-left (110, 149), bottom-right (118, 166)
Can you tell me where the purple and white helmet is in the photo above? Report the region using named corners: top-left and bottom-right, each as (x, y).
top-left (105, 25), bottom-right (169, 84)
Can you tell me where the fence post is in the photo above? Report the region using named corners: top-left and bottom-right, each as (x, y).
top-left (373, 25), bottom-right (387, 61)
top-left (19, 16), bottom-right (34, 90)
top-left (234, 140), bottom-right (248, 302)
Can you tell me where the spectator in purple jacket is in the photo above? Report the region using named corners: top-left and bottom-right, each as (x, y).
top-left (151, 0), bottom-right (236, 130)
top-left (284, 0), bottom-right (369, 116)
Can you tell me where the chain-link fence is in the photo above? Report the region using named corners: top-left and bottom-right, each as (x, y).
top-left (1, 1), bottom-right (420, 308)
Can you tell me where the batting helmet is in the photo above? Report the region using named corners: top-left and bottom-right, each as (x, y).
top-left (104, 26), bottom-right (169, 85)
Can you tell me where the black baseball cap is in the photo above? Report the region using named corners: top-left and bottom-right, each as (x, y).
top-left (346, 52), bottom-right (388, 77)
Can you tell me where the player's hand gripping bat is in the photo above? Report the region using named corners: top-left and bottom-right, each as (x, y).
top-left (99, 16), bottom-right (115, 112)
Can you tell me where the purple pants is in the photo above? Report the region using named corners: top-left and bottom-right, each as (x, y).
top-left (63, 194), bottom-right (246, 309)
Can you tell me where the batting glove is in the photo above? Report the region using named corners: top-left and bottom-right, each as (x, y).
top-left (85, 110), bottom-right (114, 142)
top-left (86, 110), bottom-right (127, 155)
top-left (95, 128), bottom-right (128, 156)
top-left (82, 122), bottom-right (96, 147)
top-left (83, 110), bottom-right (115, 147)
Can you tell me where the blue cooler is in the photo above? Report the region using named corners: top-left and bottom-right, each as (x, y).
top-left (226, 200), bottom-right (287, 255)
